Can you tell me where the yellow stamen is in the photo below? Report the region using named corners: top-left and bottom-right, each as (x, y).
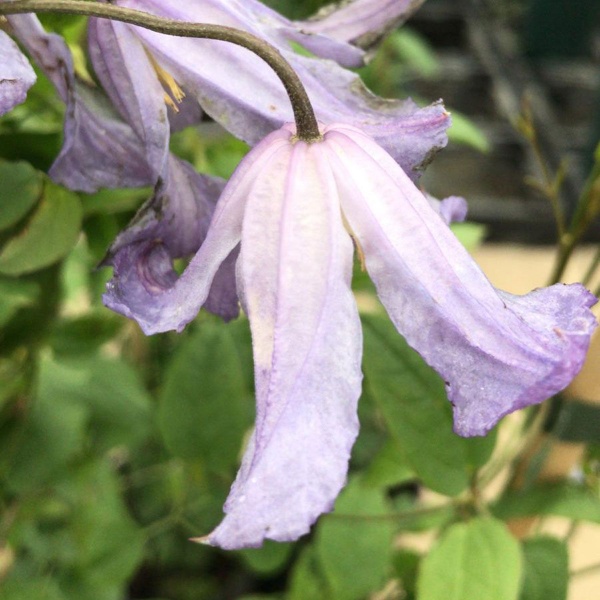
top-left (145, 49), bottom-right (186, 111)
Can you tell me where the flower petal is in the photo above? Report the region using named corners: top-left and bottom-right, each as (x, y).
top-left (118, 0), bottom-right (449, 178)
top-left (6, 13), bottom-right (154, 191)
top-left (325, 124), bottom-right (598, 436)
top-left (0, 30), bottom-right (36, 116)
top-left (103, 127), bottom-right (291, 334)
top-left (208, 134), bottom-right (362, 549)
top-left (300, 0), bottom-right (426, 49)
top-left (103, 155), bottom-right (239, 323)
top-left (88, 17), bottom-right (169, 178)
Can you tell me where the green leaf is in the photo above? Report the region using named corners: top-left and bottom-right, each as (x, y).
top-left (448, 111), bottom-right (490, 152)
top-left (316, 477), bottom-right (395, 600)
top-left (158, 320), bottom-right (254, 471)
top-left (0, 180), bottom-right (82, 275)
top-left (73, 356), bottom-right (153, 451)
top-left (238, 540), bottom-right (294, 576)
top-left (0, 277), bottom-right (39, 327)
top-left (361, 438), bottom-right (415, 489)
top-left (519, 537), bottom-right (568, 600)
top-left (0, 159), bottom-right (42, 231)
top-left (50, 311), bottom-right (123, 356)
top-left (418, 517), bottom-right (523, 600)
top-left (56, 460), bottom-right (145, 595)
top-left (1, 578), bottom-right (66, 600)
top-left (4, 354), bottom-right (89, 493)
top-left (450, 222), bottom-right (487, 252)
top-left (493, 483), bottom-right (600, 524)
top-left (362, 314), bottom-right (469, 496)
top-left (288, 547), bottom-right (329, 600)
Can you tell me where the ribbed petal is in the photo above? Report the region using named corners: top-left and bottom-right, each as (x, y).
top-left (88, 17), bottom-right (169, 179)
top-left (300, 0), bottom-right (426, 49)
top-left (325, 124), bottom-right (598, 437)
top-left (208, 130), bottom-right (362, 549)
top-left (6, 13), bottom-right (154, 191)
top-left (103, 127), bottom-right (291, 334)
top-left (0, 30), bottom-right (36, 116)
top-left (118, 0), bottom-right (449, 178)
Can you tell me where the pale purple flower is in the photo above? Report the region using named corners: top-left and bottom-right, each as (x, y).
top-left (300, 0), bottom-right (426, 49)
top-left (4, 11), bottom-right (238, 318)
top-left (104, 123), bottom-right (598, 548)
top-left (89, 0), bottom-right (449, 181)
top-left (0, 29), bottom-right (36, 116)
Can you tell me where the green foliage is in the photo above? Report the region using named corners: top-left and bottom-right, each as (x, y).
top-left (363, 313), bottom-right (476, 496)
top-left (0, 178), bottom-right (82, 275)
top-left (158, 318), bottom-right (254, 472)
top-left (493, 483), bottom-right (600, 523)
top-left (417, 517), bottom-right (523, 600)
top-left (315, 477), bottom-right (396, 600)
top-left (520, 537), bottom-right (569, 600)
top-left (0, 2), bottom-right (598, 598)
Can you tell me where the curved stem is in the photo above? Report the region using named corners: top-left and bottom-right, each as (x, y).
top-left (0, 0), bottom-right (322, 141)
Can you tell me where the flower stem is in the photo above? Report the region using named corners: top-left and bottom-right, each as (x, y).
top-left (0, 0), bottom-right (322, 141)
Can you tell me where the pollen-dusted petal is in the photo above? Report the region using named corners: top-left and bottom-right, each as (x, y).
top-left (325, 124), bottom-right (597, 437)
top-left (117, 0), bottom-right (449, 179)
top-left (300, 0), bottom-right (426, 50)
top-left (103, 127), bottom-right (291, 335)
top-left (207, 136), bottom-right (362, 549)
top-left (6, 13), bottom-right (154, 192)
top-left (0, 31), bottom-right (36, 116)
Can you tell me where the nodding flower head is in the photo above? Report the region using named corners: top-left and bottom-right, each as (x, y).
top-left (104, 122), bottom-right (597, 549)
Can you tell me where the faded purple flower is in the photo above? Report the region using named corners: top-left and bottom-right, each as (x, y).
top-left (89, 0), bottom-right (449, 181)
top-left (0, 29), bottom-right (36, 116)
top-left (300, 0), bottom-right (426, 49)
top-left (104, 123), bottom-right (598, 548)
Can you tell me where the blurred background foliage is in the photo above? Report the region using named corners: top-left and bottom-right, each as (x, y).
top-left (1, 0), bottom-right (599, 599)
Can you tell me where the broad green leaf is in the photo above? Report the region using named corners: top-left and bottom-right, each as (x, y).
top-left (0, 277), bottom-right (39, 327)
top-left (158, 320), bottom-right (253, 471)
top-left (1, 578), bottom-right (66, 600)
top-left (0, 159), bottom-right (42, 231)
top-left (361, 438), bottom-right (415, 489)
top-left (418, 517), bottom-right (523, 600)
top-left (238, 540), bottom-right (294, 575)
top-left (493, 483), bottom-right (600, 524)
top-left (316, 477), bottom-right (395, 600)
top-left (463, 426), bottom-right (498, 469)
top-left (362, 314), bottom-right (469, 496)
top-left (56, 460), bottom-right (145, 595)
top-left (448, 111), bottom-right (490, 152)
top-left (0, 180), bottom-right (82, 275)
top-left (73, 356), bottom-right (153, 451)
top-left (4, 354), bottom-right (89, 493)
top-left (288, 547), bottom-right (329, 600)
top-left (519, 537), bottom-right (568, 600)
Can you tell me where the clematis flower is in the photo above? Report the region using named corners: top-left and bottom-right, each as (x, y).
top-left (104, 123), bottom-right (598, 549)
top-left (89, 0), bottom-right (449, 181)
top-left (300, 0), bottom-right (426, 50)
top-left (0, 29), bottom-right (36, 116)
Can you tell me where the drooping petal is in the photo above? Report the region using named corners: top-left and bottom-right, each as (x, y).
top-left (88, 17), bottom-right (170, 179)
top-left (325, 124), bottom-right (597, 437)
top-left (103, 155), bottom-right (239, 322)
top-left (6, 13), bottom-right (154, 191)
top-left (207, 130), bottom-right (362, 549)
top-left (117, 0), bottom-right (449, 178)
top-left (0, 30), bottom-right (36, 116)
top-left (300, 0), bottom-right (426, 49)
top-left (103, 127), bottom-right (291, 334)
